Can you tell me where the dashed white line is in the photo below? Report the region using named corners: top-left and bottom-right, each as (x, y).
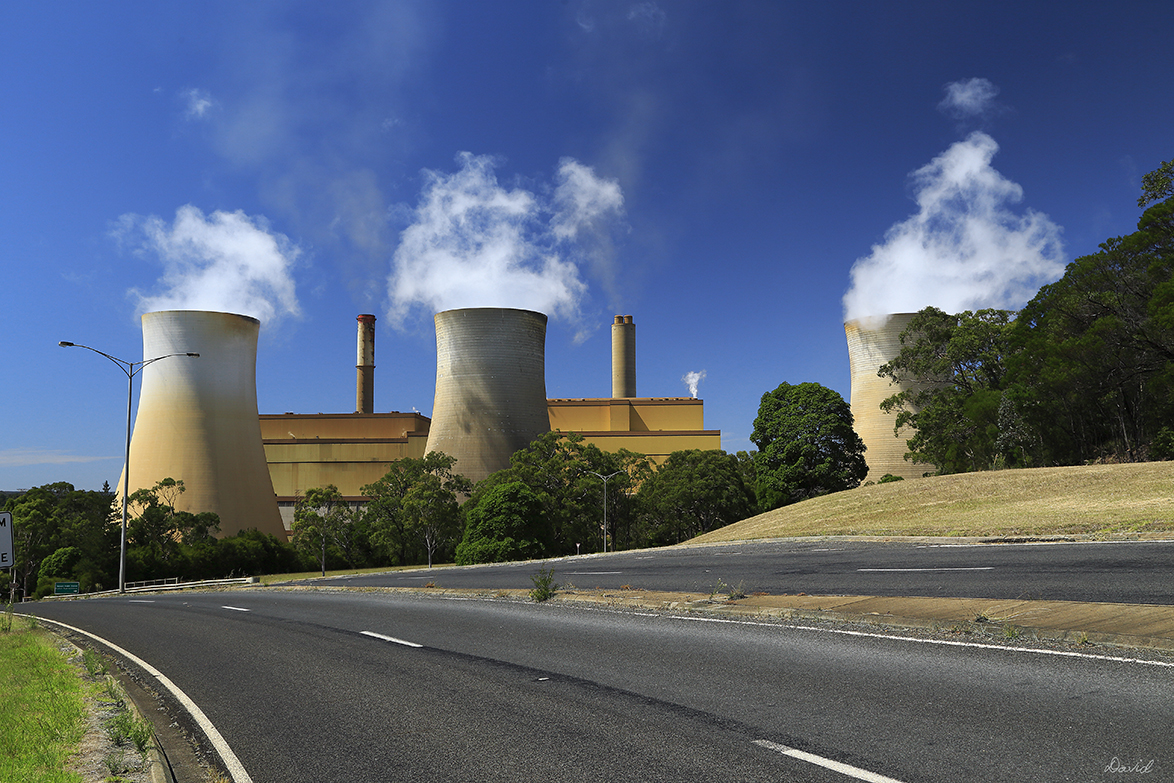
top-left (361, 630), bottom-right (423, 648)
top-left (857, 567), bottom-right (994, 572)
top-left (754, 740), bottom-right (906, 782)
top-left (222, 606), bottom-right (251, 612)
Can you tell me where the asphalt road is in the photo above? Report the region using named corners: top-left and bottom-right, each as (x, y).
top-left (306, 538), bottom-right (1174, 605)
top-left (27, 590), bottom-right (1174, 782)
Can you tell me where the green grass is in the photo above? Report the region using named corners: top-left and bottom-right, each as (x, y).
top-left (258, 562), bottom-right (445, 585)
top-left (0, 625), bottom-right (87, 783)
top-left (692, 462), bottom-right (1174, 543)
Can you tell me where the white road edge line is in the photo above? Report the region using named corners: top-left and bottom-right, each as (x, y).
top-left (361, 630), bottom-right (423, 648)
top-left (670, 615), bottom-right (1174, 667)
top-left (754, 739), bottom-right (906, 783)
top-left (24, 615), bottom-right (254, 783)
top-left (221, 606), bottom-right (251, 612)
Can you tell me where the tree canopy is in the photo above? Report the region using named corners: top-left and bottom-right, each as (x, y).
top-left (751, 382), bottom-right (867, 510)
top-left (636, 449), bottom-right (756, 544)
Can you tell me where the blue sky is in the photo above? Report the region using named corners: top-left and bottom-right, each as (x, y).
top-left (3, 1), bottom-right (1171, 491)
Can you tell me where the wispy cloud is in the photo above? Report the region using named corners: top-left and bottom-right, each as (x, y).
top-left (117, 205), bottom-right (302, 324)
top-left (0, 449), bottom-right (114, 467)
top-left (938, 77), bottom-right (1001, 120)
top-left (183, 88), bottom-right (215, 119)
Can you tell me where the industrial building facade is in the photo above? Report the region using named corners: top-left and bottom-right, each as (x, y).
top-left (260, 312), bottom-right (720, 532)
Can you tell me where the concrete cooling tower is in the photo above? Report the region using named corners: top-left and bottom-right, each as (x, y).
top-left (844, 313), bottom-right (929, 481)
top-left (122, 310), bottom-right (286, 539)
top-left (425, 307), bottom-right (551, 485)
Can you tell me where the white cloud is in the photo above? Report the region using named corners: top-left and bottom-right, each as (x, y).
top-left (387, 153), bottom-right (624, 328)
top-left (184, 88), bottom-right (215, 119)
top-left (939, 78), bottom-right (1000, 119)
top-left (0, 449), bottom-right (112, 467)
top-left (843, 132), bottom-right (1065, 321)
top-left (119, 205), bottom-right (302, 324)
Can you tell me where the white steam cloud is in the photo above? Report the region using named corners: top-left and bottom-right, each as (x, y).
top-left (387, 153), bottom-right (624, 328)
top-left (682, 370), bottom-right (706, 398)
top-left (842, 131), bottom-right (1064, 322)
top-left (938, 78), bottom-right (999, 119)
top-left (119, 205), bottom-right (301, 324)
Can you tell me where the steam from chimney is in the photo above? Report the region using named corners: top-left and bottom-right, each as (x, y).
top-left (119, 205), bottom-right (301, 324)
top-left (842, 129), bottom-right (1064, 323)
top-left (682, 370), bottom-right (706, 398)
top-left (386, 153), bottom-right (624, 330)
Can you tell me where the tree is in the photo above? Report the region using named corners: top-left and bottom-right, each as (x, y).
top-left (291, 485), bottom-right (349, 576)
top-left (455, 480), bottom-right (548, 565)
top-left (635, 450), bottom-right (756, 545)
top-left (751, 382), bottom-right (867, 510)
top-left (361, 452), bottom-right (472, 566)
top-left (468, 431), bottom-right (651, 555)
top-left (878, 307), bottom-right (1015, 473)
top-left (402, 473), bottom-right (461, 568)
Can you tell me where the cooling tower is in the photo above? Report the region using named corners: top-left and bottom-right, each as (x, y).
top-left (611, 314), bottom-right (636, 398)
top-left (356, 313), bottom-right (376, 414)
top-left (845, 313), bottom-right (929, 481)
top-left (425, 308), bottom-right (550, 484)
top-left (122, 310), bottom-right (286, 539)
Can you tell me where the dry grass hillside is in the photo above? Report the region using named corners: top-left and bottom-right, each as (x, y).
top-left (692, 462), bottom-right (1174, 543)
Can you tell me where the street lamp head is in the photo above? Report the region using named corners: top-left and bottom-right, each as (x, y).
top-left (58, 341), bottom-right (74, 347)
top-left (187, 353), bottom-right (200, 357)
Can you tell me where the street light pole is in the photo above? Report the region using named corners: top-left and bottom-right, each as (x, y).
top-left (584, 470), bottom-right (621, 553)
top-left (58, 341), bottom-right (198, 593)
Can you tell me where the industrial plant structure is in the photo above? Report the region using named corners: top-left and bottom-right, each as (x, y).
top-left (844, 313), bottom-right (930, 481)
top-left (123, 310), bottom-right (287, 539)
top-left (259, 310), bottom-right (720, 532)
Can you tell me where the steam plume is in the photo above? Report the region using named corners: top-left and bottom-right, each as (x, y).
top-left (119, 205), bottom-right (301, 324)
top-left (387, 153), bottom-right (624, 327)
top-left (842, 131), bottom-right (1064, 322)
top-left (682, 370), bottom-right (706, 398)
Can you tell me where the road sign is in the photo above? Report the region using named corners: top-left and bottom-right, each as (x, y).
top-left (0, 511), bottom-right (12, 568)
top-left (54, 581), bottom-right (80, 595)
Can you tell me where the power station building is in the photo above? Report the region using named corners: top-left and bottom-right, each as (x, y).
top-left (260, 310), bottom-right (721, 531)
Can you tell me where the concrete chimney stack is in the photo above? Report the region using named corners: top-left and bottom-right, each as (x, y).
top-left (122, 310), bottom-right (286, 539)
top-left (844, 313), bottom-right (929, 481)
top-left (356, 314), bottom-right (376, 414)
top-left (611, 314), bottom-right (636, 398)
top-left (424, 307), bottom-right (550, 485)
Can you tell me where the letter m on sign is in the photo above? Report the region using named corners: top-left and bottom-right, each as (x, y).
top-left (0, 511), bottom-right (12, 568)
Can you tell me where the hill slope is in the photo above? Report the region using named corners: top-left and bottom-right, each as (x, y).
top-left (692, 462), bottom-right (1174, 543)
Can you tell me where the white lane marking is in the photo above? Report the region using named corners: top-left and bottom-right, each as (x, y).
top-left (565, 571), bottom-right (623, 575)
top-left (856, 567), bottom-right (994, 572)
top-left (669, 615), bottom-right (1174, 668)
top-left (361, 630), bottom-right (423, 648)
top-left (754, 739), bottom-right (906, 782)
top-left (128, 600), bottom-right (155, 603)
top-left (24, 615), bottom-right (254, 783)
top-left (222, 606), bottom-right (251, 612)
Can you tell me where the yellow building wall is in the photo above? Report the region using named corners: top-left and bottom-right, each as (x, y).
top-left (262, 400), bottom-right (719, 532)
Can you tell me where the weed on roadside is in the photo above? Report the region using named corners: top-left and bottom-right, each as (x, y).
top-left (529, 566), bottom-right (559, 602)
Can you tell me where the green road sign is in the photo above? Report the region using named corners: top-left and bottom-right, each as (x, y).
top-left (53, 581), bottom-right (80, 595)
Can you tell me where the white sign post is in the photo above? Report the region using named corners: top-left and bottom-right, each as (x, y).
top-left (0, 511), bottom-right (12, 569)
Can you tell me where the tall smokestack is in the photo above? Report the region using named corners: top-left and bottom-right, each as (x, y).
top-left (844, 313), bottom-right (929, 481)
top-left (611, 314), bottom-right (636, 398)
top-left (356, 314), bottom-right (376, 414)
top-left (425, 308), bottom-right (550, 484)
top-left (122, 310), bottom-right (286, 539)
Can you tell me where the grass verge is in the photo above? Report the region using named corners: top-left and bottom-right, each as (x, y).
top-left (0, 620), bottom-right (87, 783)
top-left (692, 462), bottom-right (1174, 543)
